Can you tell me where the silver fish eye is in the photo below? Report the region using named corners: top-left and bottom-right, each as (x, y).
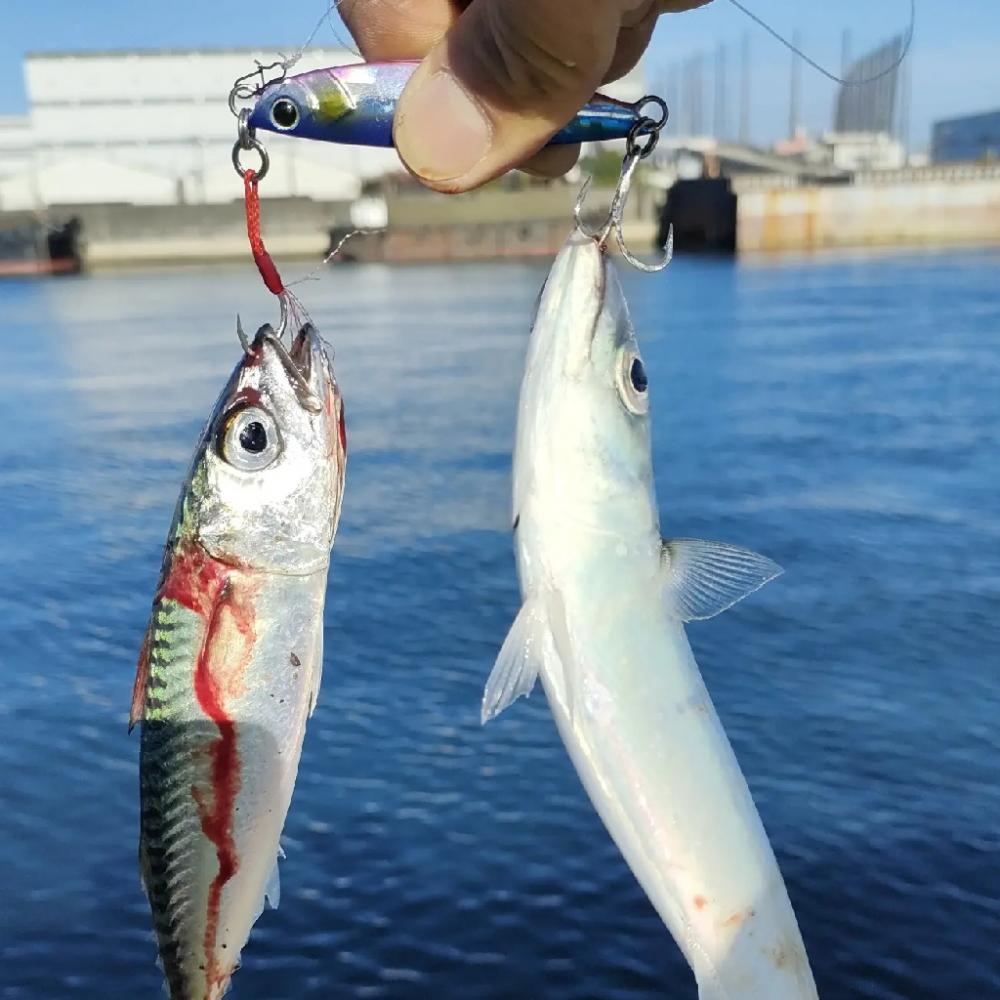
top-left (269, 97), bottom-right (300, 131)
top-left (617, 347), bottom-right (650, 415)
top-left (219, 404), bottom-right (282, 472)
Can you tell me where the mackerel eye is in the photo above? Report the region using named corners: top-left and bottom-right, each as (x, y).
top-left (269, 98), bottom-right (300, 130)
top-left (219, 405), bottom-right (281, 471)
top-left (616, 347), bottom-right (650, 415)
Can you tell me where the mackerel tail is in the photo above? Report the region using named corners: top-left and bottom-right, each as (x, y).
top-left (248, 61), bottom-right (650, 148)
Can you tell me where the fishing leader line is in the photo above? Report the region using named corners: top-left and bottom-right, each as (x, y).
top-left (726, 0), bottom-right (916, 87)
top-left (307, 0), bottom-right (915, 89)
top-left (252, 0), bottom-right (915, 95)
top-left (228, 0), bottom-right (356, 116)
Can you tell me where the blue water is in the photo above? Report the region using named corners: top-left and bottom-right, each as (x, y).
top-left (1, 247), bottom-right (998, 999)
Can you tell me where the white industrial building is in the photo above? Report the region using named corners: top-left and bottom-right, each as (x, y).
top-left (0, 47), bottom-right (648, 213)
top-left (0, 47), bottom-right (398, 210)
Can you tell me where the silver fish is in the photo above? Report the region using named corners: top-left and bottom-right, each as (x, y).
top-left (484, 231), bottom-right (818, 999)
top-left (130, 321), bottom-right (346, 999)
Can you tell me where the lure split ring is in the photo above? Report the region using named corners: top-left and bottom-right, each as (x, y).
top-left (232, 139), bottom-right (270, 181)
top-left (624, 96), bottom-right (669, 161)
top-left (232, 109), bottom-right (270, 181)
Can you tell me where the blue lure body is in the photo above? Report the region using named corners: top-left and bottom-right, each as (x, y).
top-left (249, 61), bottom-right (645, 148)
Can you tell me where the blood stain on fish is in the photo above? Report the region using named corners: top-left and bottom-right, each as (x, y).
top-left (723, 907), bottom-right (755, 928)
top-left (230, 386), bottom-right (263, 408)
top-left (161, 541), bottom-right (257, 989)
top-left (158, 539), bottom-right (228, 618)
top-left (201, 577), bottom-right (258, 983)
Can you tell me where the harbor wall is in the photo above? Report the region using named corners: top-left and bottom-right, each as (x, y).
top-left (736, 166), bottom-right (1000, 252)
top-left (9, 166), bottom-right (1000, 269)
top-left (350, 185), bottom-right (652, 262)
top-left (22, 184), bottom-right (651, 268)
top-left (59, 199), bottom-right (353, 268)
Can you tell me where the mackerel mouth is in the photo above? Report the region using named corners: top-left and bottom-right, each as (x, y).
top-left (250, 323), bottom-right (323, 414)
top-left (289, 324), bottom-right (313, 382)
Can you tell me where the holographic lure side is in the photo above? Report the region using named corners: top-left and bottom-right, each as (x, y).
top-left (248, 61), bottom-right (641, 148)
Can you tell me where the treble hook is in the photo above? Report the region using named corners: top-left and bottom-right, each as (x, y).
top-left (574, 96), bottom-right (673, 273)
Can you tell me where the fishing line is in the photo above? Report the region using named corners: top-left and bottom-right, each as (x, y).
top-left (285, 229), bottom-right (380, 290)
top-left (280, 0), bottom-right (360, 75)
top-left (726, 0), bottom-right (915, 86)
top-left (321, 1), bottom-right (363, 60)
top-left (282, 0), bottom-right (914, 90)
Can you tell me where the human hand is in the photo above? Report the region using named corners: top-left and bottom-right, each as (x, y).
top-left (340, 0), bottom-right (713, 193)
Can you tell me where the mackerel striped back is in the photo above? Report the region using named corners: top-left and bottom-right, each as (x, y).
top-left (139, 597), bottom-right (217, 999)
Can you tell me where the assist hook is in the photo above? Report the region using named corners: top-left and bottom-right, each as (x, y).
top-left (235, 307), bottom-right (324, 414)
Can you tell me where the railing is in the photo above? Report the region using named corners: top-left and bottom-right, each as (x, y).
top-left (854, 162), bottom-right (1000, 185)
top-left (732, 161), bottom-right (1000, 194)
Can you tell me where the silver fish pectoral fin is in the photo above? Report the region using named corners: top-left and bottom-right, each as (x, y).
top-left (482, 590), bottom-right (571, 723)
top-left (482, 595), bottom-right (546, 723)
top-left (660, 538), bottom-right (784, 623)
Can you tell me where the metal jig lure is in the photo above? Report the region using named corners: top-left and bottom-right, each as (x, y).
top-left (247, 61), bottom-right (668, 149)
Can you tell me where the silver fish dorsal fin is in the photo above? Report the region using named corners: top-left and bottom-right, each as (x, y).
top-left (661, 539), bottom-right (783, 622)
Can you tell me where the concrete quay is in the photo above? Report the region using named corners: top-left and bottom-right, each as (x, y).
top-left (735, 164), bottom-right (1000, 253)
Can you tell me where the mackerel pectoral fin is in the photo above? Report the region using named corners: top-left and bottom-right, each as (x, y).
top-left (246, 856), bottom-right (282, 931)
top-left (248, 856), bottom-right (281, 921)
top-left (482, 595), bottom-right (550, 723)
top-left (128, 623), bottom-right (152, 733)
top-left (307, 625), bottom-right (324, 718)
top-left (309, 658), bottom-right (322, 717)
top-left (265, 857), bottom-right (281, 909)
top-left (661, 538), bottom-right (783, 622)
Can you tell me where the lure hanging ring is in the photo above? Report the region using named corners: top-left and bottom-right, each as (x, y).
top-left (631, 95), bottom-right (669, 132)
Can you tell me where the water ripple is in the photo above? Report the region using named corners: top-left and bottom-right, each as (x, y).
top-left (1, 249), bottom-right (998, 998)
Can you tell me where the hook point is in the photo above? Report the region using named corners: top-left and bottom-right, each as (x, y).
top-left (236, 314), bottom-right (252, 355)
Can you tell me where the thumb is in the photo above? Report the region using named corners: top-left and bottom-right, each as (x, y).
top-left (393, 0), bottom-right (622, 192)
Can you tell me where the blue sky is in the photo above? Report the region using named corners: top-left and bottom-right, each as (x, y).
top-left (1, 0), bottom-right (997, 149)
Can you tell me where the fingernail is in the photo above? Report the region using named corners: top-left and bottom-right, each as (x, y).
top-left (395, 70), bottom-right (492, 183)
